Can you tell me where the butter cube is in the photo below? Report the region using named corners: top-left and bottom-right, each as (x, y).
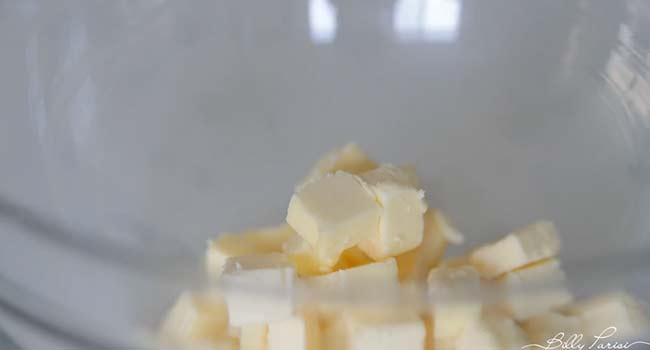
top-left (397, 210), bottom-right (464, 281)
top-left (220, 254), bottom-right (295, 326)
top-left (495, 259), bottom-right (572, 321)
top-left (485, 312), bottom-right (529, 350)
top-left (427, 266), bottom-right (482, 342)
top-left (284, 234), bottom-right (373, 277)
top-left (455, 312), bottom-right (527, 350)
top-left (305, 258), bottom-right (399, 294)
top-left (284, 234), bottom-right (333, 276)
top-left (268, 314), bottom-right (321, 350)
top-left (563, 292), bottom-right (649, 340)
top-left (241, 324), bottom-right (268, 350)
top-left (287, 172), bottom-right (381, 266)
top-left (206, 224), bottom-right (295, 278)
top-left (325, 309), bottom-right (426, 350)
top-left (469, 221), bottom-right (560, 279)
top-left (300, 143), bottom-right (377, 187)
top-left (522, 312), bottom-right (582, 346)
top-left (160, 290), bottom-right (229, 344)
top-left (358, 165), bottom-right (428, 259)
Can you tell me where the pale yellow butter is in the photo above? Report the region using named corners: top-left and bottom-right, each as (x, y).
top-left (206, 224), bottom-right (295, 278)
top-left (396, 210), bottom-right (463, 281)
top-left (160, 290), bottom-right (229, 344)
top-left (300, 143), bottom-right (377, 187)
top-left (427, 265), bottom-right (482, 344)
top-left (284, 234), bottom-right (373, 277)
top-left (287, 172), bottom-right (381, 267)
top-left (220, 254), bottom-right (296, 326)
top-left (268, 314), bottom-right (321, 350)
top-left (241, 324), bottom-right (268, 350)
top-left (495, 258), bottom-right (572, 321)
top-left (563, 292), bottom-right (649, 340)
top-left (357, 165), bottom-right (427, 260)
top-left (522, 311), bottom-right (581, 346)
top-left (469, 220), bottom-right (560, 279)
top-left (324, 309), bottom-right (426, 350)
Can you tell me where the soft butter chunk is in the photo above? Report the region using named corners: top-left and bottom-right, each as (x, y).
top-left (562, 292), bottom-right (649, 340)
top-left (397, 210), bottom-right (464, 281)
top-left (522, 311), bottom-right (582, 346)
top-left (495, 259), bottom-right (572, 321)
top-left (305, 258), bottom-right (399, 294)
top-left (241, 324), bottom-right (268, 350)
top-left (357, 165), bottom-right (428, 260)
top-left (206, 224), bottom-right (295, 278)
top-left (268, 314), bottom-right (321, 350)
top-left (456, 312), bottom-right (528, 350)
top-left (284, 234), bottom-right (373, 277)
top-left (427, 265), bottom-right (482, 345)
top-left (325, 309), bottom-right (426, 350)
top-left (287, 172), bottom-right (381, 266)
top-left (160, 290), bottom-right (229, 344)
top-left (220, 253), bottom-right (295, 326)
top-left (300, 143), bottom-right (377, 187)
top-left (469, 221), bottom-right (560, 279)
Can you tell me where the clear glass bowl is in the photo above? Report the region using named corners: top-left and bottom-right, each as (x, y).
top-left (1, 0), bottom-right (650, 348)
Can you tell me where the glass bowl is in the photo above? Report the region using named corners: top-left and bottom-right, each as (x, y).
top-left (1, 0), bottom-right (650, 348)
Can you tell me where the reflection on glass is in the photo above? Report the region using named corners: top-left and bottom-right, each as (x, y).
top-left (309, 0), bottom-right (337, 43)
top-left (394, 0), bottom-right (461, 42)
top-left (604, 24), bottom-right (650, 127)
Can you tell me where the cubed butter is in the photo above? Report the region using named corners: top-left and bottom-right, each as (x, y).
top-left (220, 254), bottom-right (295, 326)
top-left (268, 314), bottom-right (321, 350)
top-left (563, 292), bottom-right (649, 340)
top-left (305, 258), bottom-right (399, 294)
top-left (397, 210), bottom-right (464, 281)
top-left (427, 265), bottom-right (482, 343)
top-left (522, 311), bottom-right (582, 346)
top-left (300, 143), bottom-right (377, 187)
top-left (284, 234), bottom-right (374, 277)
top-left (160, 290), bottom-right (229, 344)
top-left (495, 259), bottom-right (572, 321)
top-left (325, 309), bottom-right (426, 350)
top-left (469, 220), bottom-right (560, 279)
top-left (455, 312), bottom-right (527, 350)
top-left (357, 165), bottom-right (428, 260)
top-left (206, 224), bottom-right (295, 278)
top-left (241, 324), bottom-right (268, 350)
top-left (287, 172), bottom-right (381, 266)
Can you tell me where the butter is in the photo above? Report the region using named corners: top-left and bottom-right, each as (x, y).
top-left (268, 314), bottom-right (321, 350)
top-left (455, 312), bottom-right (527, 350)
top-left (284, 234), bottom-right (373, 277)
top-left (284, 234), bottom-right (333, 276)
top-left (160, 290), bottom-right (229, 344)
top-left (522, 312), bottom-right (581, 346)
top-left (300, 143), bottom-right (377, 187)
top-left (469, 221), bottom-right (560, 279)
top-left (305, 258), bottom-right (399, 294)
top-left (220, 254), bottom-right (295, 326)
top-left (427, 265), bottom-right (482, 344)
top-left (325, 309), bottom-right (426, 350)
top-left (206, 224), bottom-right (295, 278)
top-left (287, 172), bottom-right (381, 266)
top-left (357, 165), bottom-right (427, 260)
top-left (396, 210), bottom-right (463, 281)
top-left (563, 292), bottom-right (649, 340)
top-left (495, 259), bottom-right (572, 321)
top-left (241, 324), bottom-right (268, 350)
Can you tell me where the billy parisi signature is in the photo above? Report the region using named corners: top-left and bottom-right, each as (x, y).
top-left (522, 327), bottom-right (650, 350)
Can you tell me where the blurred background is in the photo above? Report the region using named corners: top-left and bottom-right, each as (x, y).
top-left (1, 0), bottom-right (650, 349)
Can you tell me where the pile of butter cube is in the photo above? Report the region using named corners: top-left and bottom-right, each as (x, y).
top-left (160, 144), bottom-right (648, 350)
